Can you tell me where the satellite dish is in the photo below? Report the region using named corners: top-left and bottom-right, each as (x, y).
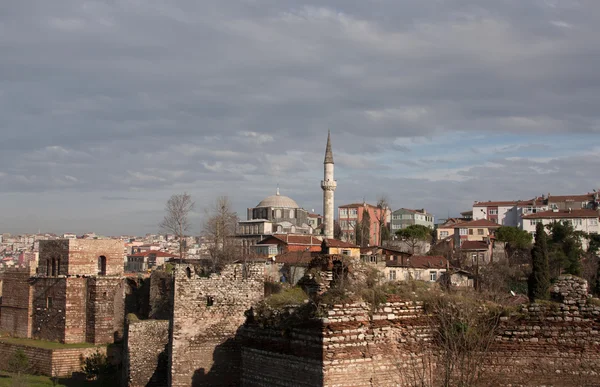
top-left (510, 290), bottom-right (516, 297)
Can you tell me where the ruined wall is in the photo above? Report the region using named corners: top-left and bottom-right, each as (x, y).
top-left (40, 239), bottom-right (124, 276)
top-left (169, 263), bottom-right (264, 387)
top-left (0, 341), bottom-right (105, 376)
top-left (239, 277), bottom-right (600, 387)
top-left (33, 276), bottom-right (124, 344)
top-left (32, 277), bottom-right (70, 342)
top-left (149, 270), bottom-right (173, 320)
top-left (124, 320), bottom-right (169, 387)
top-left (0, 268), bottom-right (34, 338)
top-left (86, 277), bottom-right (124, 344)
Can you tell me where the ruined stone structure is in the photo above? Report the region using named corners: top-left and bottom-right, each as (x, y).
top-left (123, 319), bottom-right (170, 387)
top-left (168, 262), bottom-right (264, 386)
top-left (321, 131), bottom-right (336, 239)
top-left (126, 267), bottom-right (600, 387)
top-left (0, 266), bottom-right (35, 338)
top-left (0, 239), bottom-right (125, 345)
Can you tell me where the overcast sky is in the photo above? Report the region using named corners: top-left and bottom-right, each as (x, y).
top-left (1, 0), bottom-right (599, 236)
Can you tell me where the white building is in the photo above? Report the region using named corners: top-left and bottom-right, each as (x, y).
top-left (522, 209), bottom-right (599, 249)
top-left (472, 198), bottom-right (547, 227)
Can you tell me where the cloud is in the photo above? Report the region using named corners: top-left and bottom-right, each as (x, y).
top-left (0, 0), bottom-right (599, 234)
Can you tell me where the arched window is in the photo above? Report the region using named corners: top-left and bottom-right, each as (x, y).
top-left (185, 267), bottom-right (192, 279)
top-left (98, 256), bottom-right (107, 276)
top-left (289, 209), bottom-right (294, 219)
top-left (51, 258), bottom-right (56, 276)
top-left (275, 209), bottom-right (282, 218)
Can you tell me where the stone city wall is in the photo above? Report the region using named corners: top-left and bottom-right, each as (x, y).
top-left (0, 268), bottom-right (34, 338)
top-left (168, 262), bottom-right (264, 387)
top-left (0, 341), bottom-right (105, 377)
top-left (239, 277), bottom-right (600, 387)
top-left (123, 319), bottom-right (169, 387)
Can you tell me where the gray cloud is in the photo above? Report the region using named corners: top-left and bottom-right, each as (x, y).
top-left (1, 0), bottom-right (599, 234)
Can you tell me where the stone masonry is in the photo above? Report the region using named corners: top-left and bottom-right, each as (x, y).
top-left (123, 319), bottom-right (170, 387)
top-left (0, 267), bottom-right (35, 338)
top-left (169, 262), bottom-right (264, 387)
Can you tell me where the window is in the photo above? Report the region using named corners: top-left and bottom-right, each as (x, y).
top-left (339, 209), bottom-right (347, 217)
top-left (341, 250), bottom-right (351, 256)
top-left (591, 218), bottom-right (598, 226)
top-left (429, 271), bottom-right (437, 282)
top-left (472, 253), bottom-right (477, 264)
top-left (530, 219), bottom-right (541, 226)
top-left (206, 296), bottom-right (214, 307)
top-left (477, 229), bottom-right (484, 235)
top-left (459, 228), bottom-right (468, 236)
top-left (440, 231), bottom-right (449, 238)
top-left (369, 256), bottom-right (377, 263)
top-left (98, 256), bottom-right (107, 275)
top-left (468, 229), bottom-right (473, 235)
top-left (46, 297), bottom-right (53, 309)
top-left (389, 270), bottom-right (396, 281)
top-left (488, 209), bottom-right (498, 215)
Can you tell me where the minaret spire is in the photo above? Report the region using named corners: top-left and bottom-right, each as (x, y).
top-left (324, 130), bottom-right (334, 164)
top-left (321, 130), bottom-right (337, 239)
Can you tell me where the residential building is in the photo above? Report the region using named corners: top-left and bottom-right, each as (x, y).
top-left (126, 251), bottom-right (177, 272)
top-left (436, 218), bottom-right (467, 241)
top-left (321, 239), bottom-right (360, 258)
top-left (457, 240), bottom-right (493, 266)
top-left (453, 219), bottom-right (501, 248)
top-left (390, 208), bottom-right (434, 232)
top-left (338, 202), bottom-right (390, 247)
top-left (384, 255), bottom-right (448, 283)
top-left (255, 234), bottom-right (323, 255)
top-left (522, 209), bottom-right (599, 249)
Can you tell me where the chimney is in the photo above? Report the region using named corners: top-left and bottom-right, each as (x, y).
top-left (569, 208), bottom-right (572, 213)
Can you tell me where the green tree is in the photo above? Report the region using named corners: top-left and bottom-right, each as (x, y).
top-left (528, 223), bottom-right (550, 302)
top-left (496, 226), bottom-right (533, 264)
top-left (546, 221), bottom-right (584, 276)
top-left (395, 224), bottom-right (432, 254)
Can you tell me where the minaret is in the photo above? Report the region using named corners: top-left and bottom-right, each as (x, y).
top-left (321, 131), bottom-right (337, 239)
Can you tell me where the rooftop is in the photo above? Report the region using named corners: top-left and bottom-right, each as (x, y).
top-left (522, 209), bottom-right (599, 219)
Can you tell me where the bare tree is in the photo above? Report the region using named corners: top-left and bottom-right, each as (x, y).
top-left (159, 192), bottom-right (195, 259)
top-left (202, 196), bottom-right (240, 270)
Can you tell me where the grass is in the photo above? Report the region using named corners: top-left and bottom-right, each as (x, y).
top-left (0, 371), bottom-right (95, 386)
top-left (0, 337), bottom-right (97, 350)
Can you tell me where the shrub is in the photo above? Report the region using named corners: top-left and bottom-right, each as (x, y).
top-left (264, 287), bottom-right (307, 309)
top-left (8, 348), bottom-right (29, 375)
top-left (82, 350), bottom-right (116, 384)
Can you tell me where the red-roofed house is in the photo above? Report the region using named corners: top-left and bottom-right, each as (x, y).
top-left (255, 234), bottom-right (323, 254)
top-left (321, 239), bottom-right (360, 257)
top-left (472, 197), bottom-right (547, 227)
top-left (453, 219), bottom-right (500, 247)
top-left (385, 255), bottom-right (448, 283)
top-left (457, 240), bottom-right (493, 266)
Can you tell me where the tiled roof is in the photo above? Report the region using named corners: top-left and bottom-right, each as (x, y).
top-left (128, 251), bottom-right (177, 258)
top-left (338, 202), bottom-right (378, 209)
top-left (460, 241), bottom-right (489, 251)
top-left (258, 234), bottom-right (322, 245)
top-left (522, 209), bottom-right (599, 219)
top-left (548, 194), bottom-right (594, 202)
top-left (473, 198), bottom-right (545, 207)
top-left (273, 251), bottom-right (315, 265)
top-left (323, 238), bottom-right (358, 248)
top-left (453, 219), bottom-right (501, 228)
top-left (387, 255), bottom-right (448, 269)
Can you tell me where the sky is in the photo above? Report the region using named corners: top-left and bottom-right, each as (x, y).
top-left (1, 0), bottom-right (599, 236)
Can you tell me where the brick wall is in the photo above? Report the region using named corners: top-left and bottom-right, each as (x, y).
top-left (239, 286), bottom-right (600, 387)
top-left (0, 269), bottom-right (34, 338)
top-left (123, 320), bottom-right (169, 387)
top-left (0, 342), bottom-right (105, 376)
top-left (32, 277), bottom-right (69, 342)
top-left (169, 262), bottom-right (264, 387)
top-left (86, 277), bottom-right (124, 344)
top-left (39, 239), bottom-right (124, 276)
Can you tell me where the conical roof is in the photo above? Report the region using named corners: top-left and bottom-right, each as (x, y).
top-left (324, 130), bottom-right (334, 164)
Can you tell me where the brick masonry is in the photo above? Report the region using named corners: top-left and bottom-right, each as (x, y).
top-left (123, 319), bottom-right (169, 387)
top-left (169, 262), bottom-right (264, 387)
top-left (0, 341), bottom-right (105, 377)
top-left (0, 267), bottom-right (35, 338)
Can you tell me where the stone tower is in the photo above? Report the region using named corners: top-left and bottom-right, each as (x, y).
top-left (321, 131), bottom-right (337, 239)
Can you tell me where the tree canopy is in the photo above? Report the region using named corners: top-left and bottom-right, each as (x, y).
top-left (395, 224), bottom-right (432, 254)
top-left (496, 226), bottom-right (533, 249)
top-left (545, 221), bottom-right (584, 276)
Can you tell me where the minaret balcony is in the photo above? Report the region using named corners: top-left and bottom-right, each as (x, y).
top-left (321, 180), bottom-right (337, 190)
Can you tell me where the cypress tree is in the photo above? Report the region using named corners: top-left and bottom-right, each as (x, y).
top-left (528, 222), bottom-right (550, 302)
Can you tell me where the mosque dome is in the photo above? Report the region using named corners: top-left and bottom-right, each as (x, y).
top-left (257, 188), bottom-right (299, 209)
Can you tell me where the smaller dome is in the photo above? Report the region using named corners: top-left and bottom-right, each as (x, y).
top-left (257, 189), bottom-right (299, 208)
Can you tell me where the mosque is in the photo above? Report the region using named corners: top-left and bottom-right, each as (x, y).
top-left (236, 132), bottom-right (336, 255)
